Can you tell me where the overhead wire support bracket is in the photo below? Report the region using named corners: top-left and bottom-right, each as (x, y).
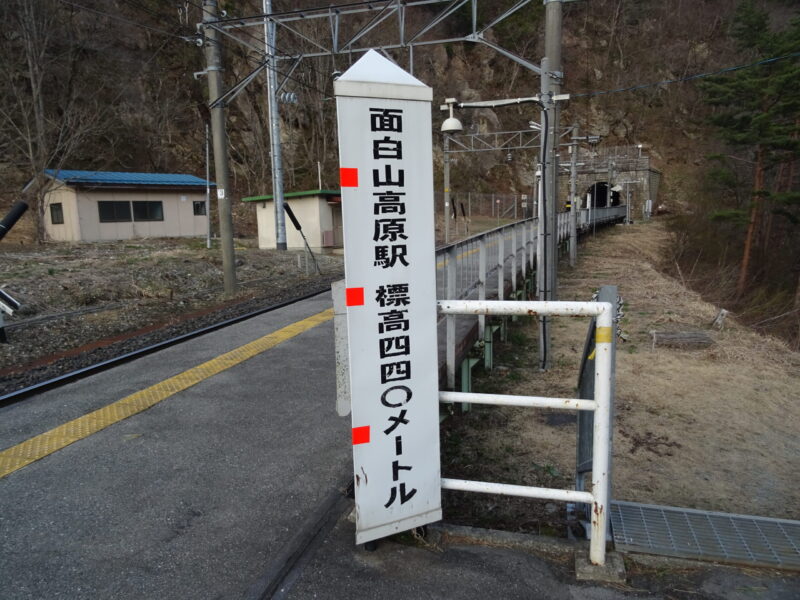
top-left (209, 61), bottom-right (269, 108)
top-left (405, 0), bottom-right (469, 45)
top-left (276, 55), bottom-right (303, 93)
top-left (470, 35), bottom-right (542, 75)
top-left (340, 0), bottom-right (400, 51)
top-left (478, 0), bottom-right (534, 37)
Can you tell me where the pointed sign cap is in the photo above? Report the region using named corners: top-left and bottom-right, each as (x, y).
top-left (334, 50), bottom-right (432, 102)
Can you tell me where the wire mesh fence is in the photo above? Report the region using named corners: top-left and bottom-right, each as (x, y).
top-left (433, 191), bottom-right (535, 245)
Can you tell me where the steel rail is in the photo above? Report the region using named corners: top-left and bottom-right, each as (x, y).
top-left (0, 287), bottom-right (333, 407)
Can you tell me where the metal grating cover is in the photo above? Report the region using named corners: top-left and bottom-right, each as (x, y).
top-left (611, 501), bottom-right (800, 570)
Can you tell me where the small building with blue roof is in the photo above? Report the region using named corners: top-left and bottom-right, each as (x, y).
top-left (38, 170), bottom-right (214, 242)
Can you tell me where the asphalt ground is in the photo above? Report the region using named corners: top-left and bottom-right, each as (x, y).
top-left (280, 514), bottom-right (800, 600)
top-left (0, 292), bottom-right (350, 599)
top-left (2, 290), bottom-right (799, 599)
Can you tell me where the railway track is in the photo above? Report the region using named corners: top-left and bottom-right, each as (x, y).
top-left (0, 281), bottom-right (337, 407)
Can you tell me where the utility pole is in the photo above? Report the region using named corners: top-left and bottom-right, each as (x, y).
top-left (569, 123), bottom-right (578, 267)
top-left (536, 0), bottom-right (564, 370)
top-left (443, 134), bottom-right (451, 243)
top-left (545, 0), bottom-right (563, 301)
top-left (264, 0), bottom-right (287, 250)
top-left (205, 123), bottom-right (211, 250)
top-left (536, 58), bottom-right (552, 369)
top-left (203, 0), bottom-right (237, 295)
top-left (440, 98), bottom-right (463, 244)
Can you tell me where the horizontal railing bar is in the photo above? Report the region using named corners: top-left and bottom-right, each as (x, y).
top-left (435, 216), bottom-right (537, 254)
top-left (442, 478), bottom-right (595, 504)
top-left (440, 391), bottom-right (596, 411)
top-left (438, 299), bottom-right (610, 318)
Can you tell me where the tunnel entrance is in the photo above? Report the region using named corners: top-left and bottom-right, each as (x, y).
top-left (585, 182), bottom-right (621, 208)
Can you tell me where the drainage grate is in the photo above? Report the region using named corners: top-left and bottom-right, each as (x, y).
top-left (611, 500), bottom-right (800, 570)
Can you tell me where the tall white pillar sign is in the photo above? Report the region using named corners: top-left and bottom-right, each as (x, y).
top-left (334, 50), bottom-right (441, 544)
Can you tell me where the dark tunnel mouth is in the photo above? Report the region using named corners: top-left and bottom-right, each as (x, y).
top-left (584, 182), bottom-right (621, 208)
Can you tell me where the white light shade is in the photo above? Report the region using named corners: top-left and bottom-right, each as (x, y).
top-left (441, 117), bottom-right (463, 133)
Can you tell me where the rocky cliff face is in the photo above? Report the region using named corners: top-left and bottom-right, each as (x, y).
top-left (0, 0), bottom-right (791, 240)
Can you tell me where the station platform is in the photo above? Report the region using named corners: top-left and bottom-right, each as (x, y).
top-left (2, 291), bottom-right (798, 599)
top-left (0, 292), bottom-right (350, 599)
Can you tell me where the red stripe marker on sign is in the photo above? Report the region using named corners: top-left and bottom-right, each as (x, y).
top-left (340, 167), bottom-right (358, 187)
top-left (345, 287), bottom-right (365, 307)
top-left (352, 426), bottom-right (370, 445)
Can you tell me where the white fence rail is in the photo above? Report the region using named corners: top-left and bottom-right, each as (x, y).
top-left (437, 299), bottom-right (615, 566)
top-left (436, 206), bottom-right (626, 387)
top-left (435, 206), bottom-right (626, 302)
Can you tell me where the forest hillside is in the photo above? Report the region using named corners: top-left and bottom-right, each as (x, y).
top-left (1, 0), bottom-right (798, 344)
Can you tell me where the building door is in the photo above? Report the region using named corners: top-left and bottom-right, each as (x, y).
top-left (332, 204), bottom-right (343, 247)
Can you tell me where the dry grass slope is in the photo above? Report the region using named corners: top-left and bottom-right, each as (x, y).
top-left (450, 220), bottom-right (799, 525)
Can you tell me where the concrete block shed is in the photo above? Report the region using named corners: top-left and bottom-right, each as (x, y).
top-left (242, 189), bottom-right (343, 250)
top-left (34, 170), bottom-right (213, 242)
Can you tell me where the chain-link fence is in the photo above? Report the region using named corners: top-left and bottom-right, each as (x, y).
top-left (432, 191), bottom-right (536, 245)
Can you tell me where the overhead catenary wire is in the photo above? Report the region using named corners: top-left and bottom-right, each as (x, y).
top-left (117, 0), bottom-right (194, 33)
top-left (60, 0), bottom-right (331, 99)
top-left (57, 0), bottom-right (193, 40)
top-left (200, 0), bottom-right (401, 28)
top-left (33, 29), bottom-right (177, 195)
top-left (240, 54), bottom-right (330, 98)
top-left (182, 0), bottom-right (335, 97)
top-left (184, 0), bottom-right (335, 84)
top-left (573, 51), bottom-right (800, 98)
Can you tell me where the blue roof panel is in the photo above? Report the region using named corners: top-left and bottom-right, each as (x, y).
top-left (44, 169), bottom-right (215, 187)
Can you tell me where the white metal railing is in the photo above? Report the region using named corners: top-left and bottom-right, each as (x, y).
top-left (436, 206), bottom-right (627, 303)
top-left (578, 205), bottom-right (627, 229)
top-left (436, 206), bottom-right (626, 388)
top-left (437, 299), bottom-right (614, 566)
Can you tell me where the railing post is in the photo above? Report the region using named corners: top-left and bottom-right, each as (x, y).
top-left (511, 225), bottom-right (517, 294)
top-left (589, 301), bottom-right (614, 565)
top-left (446, 246), bottom-right (457, 390)
top-left (437, 298), bottom-right (617, 567)
top-left (497, 230), bottom-right (504, 301)
top-left (478, 238), bottom-right (486, 340)
top-left (530, 220), bottom-right (536, 270)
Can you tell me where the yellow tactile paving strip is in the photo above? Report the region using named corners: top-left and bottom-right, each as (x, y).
top-left (0, 308), bottom-right (334, 479)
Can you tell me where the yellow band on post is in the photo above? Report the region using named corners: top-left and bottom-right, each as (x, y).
top-left (595, 326), bottom-right (614, 344)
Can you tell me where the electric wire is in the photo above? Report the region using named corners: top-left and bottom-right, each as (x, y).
top-left (39, 33), bottom-right (177, 194)
top-left (56, 0), bottom-right (192, 40)
top-left (203, 0), bottom-right (402, 27)
top-left (60, 0), bottom-right (331, 98)
top-left (117, 0), bottom-right (190, 29)
top-left (241, 53), bottom-right (330, 98)
top-left (116, 0), bottom-right (199, 40)
top-left (184, 0), bottom-right (335, 96)
top-left (573, 51), bottom-right (800, 99)
top-left (186, 0), bottom-right (330, 84)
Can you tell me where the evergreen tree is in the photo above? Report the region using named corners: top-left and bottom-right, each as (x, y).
top-left (700, 1), bottom-right (800, 297)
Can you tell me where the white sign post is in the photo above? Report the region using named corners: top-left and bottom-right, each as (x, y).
top-left (335, 50), bottom-right (441, 544)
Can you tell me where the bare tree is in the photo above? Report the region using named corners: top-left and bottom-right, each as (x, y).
top-left (0, 0), bottom-right (107, 241)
